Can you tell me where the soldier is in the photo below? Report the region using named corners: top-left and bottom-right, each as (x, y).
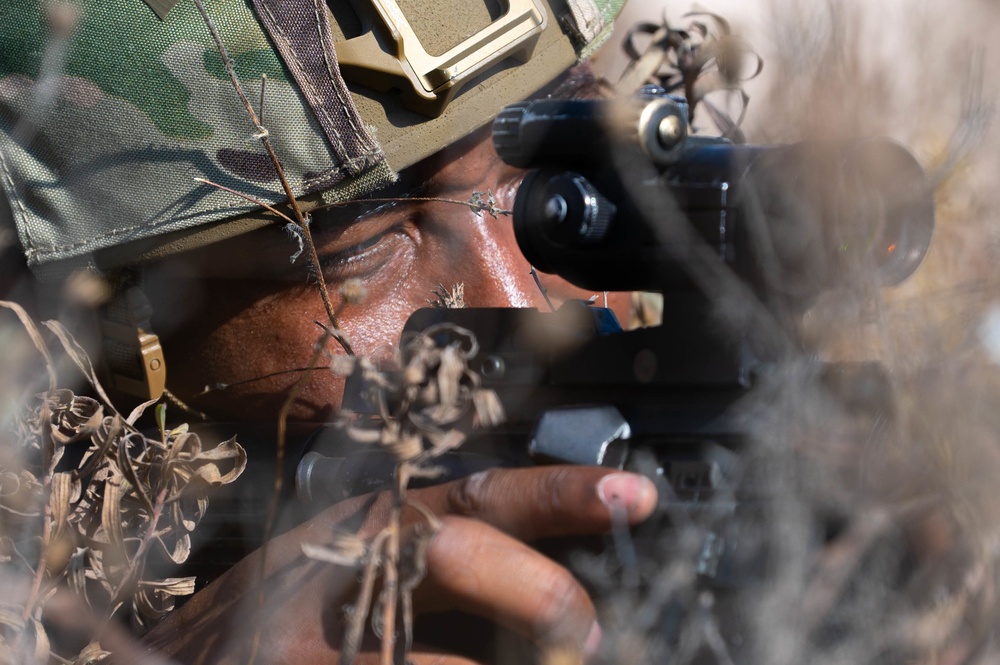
top-left (1, 0), bottom-right (658, 662)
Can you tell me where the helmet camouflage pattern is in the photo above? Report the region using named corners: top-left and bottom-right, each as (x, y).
top-left (0, 0), bottom-right (624, 278)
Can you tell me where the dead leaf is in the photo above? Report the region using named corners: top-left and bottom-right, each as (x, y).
top-left (43, 320), bottom-right (116, 411)
top-left (100, 479), bottom-right (126, 557)
top-left (25, 618), bottom-right (50, 665)
top-left (302, 535), bottom-right (368, 568)
top-left (138, 577), bottom-right (196, 596)
top-left (74, 640), bottom-right (111, 664)
top-left (154, 533), bottom-right (192, 565)
top-left (0, 301), bottom-right (56, 390)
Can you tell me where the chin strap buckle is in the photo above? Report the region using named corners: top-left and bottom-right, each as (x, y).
top-left (98, 276), bottom-right (166, 402)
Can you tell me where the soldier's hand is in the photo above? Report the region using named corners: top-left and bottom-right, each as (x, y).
top-left (143, 466), bottom-right (657, 664)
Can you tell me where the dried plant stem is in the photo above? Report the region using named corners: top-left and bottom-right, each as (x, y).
top-left (193, 178), bottom-right (295, 226)
top-left (322, 196), bottom-right (512, 218)
top-left (162, 387), bottom-right (209, 421)
top-left (380, 474), bottom-right (405, 665)
top-left (342, 531), bottom-right (390, 665)
top-left (191, 0), bottom-right (351, 356)
top-left (1, 301), bottom-right (58, 624)
top-left (23, 405), bottom-right (53, 623)
top-left (194, 365), bottom-right (333, 396)
top-left (529, 266), bottom-right (556, 312)
top-left (247, 330), bottom-right (332, 665)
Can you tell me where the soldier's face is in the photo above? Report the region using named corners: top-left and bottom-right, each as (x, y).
top-left (149, 127), bottom-right (630, 420)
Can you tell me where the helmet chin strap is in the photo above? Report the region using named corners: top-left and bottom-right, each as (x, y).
top-left (97, 270), bottom-right (166, 402)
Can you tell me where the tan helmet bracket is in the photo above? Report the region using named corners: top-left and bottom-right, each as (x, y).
top-left (98, 274), bottom-right (166, 402)
top-left (336, 0), bottom-right (548, 117)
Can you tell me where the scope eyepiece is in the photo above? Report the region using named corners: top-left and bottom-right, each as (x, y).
top-left (533, 172), bottom-right (615, 244)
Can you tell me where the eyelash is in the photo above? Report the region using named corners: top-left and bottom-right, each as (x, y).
top-left (317, 225), bottom-right (408, 279)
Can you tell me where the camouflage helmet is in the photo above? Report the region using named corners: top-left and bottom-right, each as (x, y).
top-left (0, 0), bottom-right (624, 280)
top-left (0, 0), bottom-right (625, 399)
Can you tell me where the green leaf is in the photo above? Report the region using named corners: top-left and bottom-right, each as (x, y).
top-left (155, 403), bottom-right (167, 439)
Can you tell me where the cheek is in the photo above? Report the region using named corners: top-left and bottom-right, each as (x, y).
top-left (166, 254), bottom-right (430, 421)
top-left (163, 282), bottom-right (346, 421)
top-left (337, 279), bottom-right (419, 362)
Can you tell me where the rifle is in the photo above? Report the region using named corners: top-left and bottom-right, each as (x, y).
top-left (175, 88), bottom-right (935, 661)
top-left (296, 88), bottom-right (934, 519)
top-left (182, 92), bottom-right (935, 647)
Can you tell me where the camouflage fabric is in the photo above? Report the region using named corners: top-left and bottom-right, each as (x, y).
top-left (0, 0), bottom-right (625, 276)
top-left (0, 0), bottom-right (391, 275)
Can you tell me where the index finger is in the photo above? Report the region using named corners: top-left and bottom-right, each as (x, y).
top-left (409, 466), bottom-right (658, 541)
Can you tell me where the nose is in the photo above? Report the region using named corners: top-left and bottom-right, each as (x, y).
top-left (449, 203), bottom-right (631, 321)
top-left (458, 207), bottom-right (551, 309)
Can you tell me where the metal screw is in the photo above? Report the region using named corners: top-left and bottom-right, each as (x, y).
top-left (657, 115), bottom-right (683, 149)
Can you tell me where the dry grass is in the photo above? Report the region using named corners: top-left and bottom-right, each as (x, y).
top-left (579, 2), bottom-right (1000, 663)
top-left (4, 0), bottom-right (1000, 663)
top-left (0, 301), bottom-right (245, 663)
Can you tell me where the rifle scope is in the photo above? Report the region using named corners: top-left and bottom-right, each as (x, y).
top-left (493, 93), bottom-right (935, 302)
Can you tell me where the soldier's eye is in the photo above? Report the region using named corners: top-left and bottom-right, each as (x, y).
top-left (318, 226), bottom-right (403, 276)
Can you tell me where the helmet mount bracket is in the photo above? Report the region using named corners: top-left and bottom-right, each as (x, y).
top-left (336, 0), bottom-right (548, 117)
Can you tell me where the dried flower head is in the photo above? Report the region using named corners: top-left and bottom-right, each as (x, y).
top-left (340, 278), bottom-right (368, 305)
top-left (304, 323), bottom-right (504, 665)
top-left (339, 323), bottom-right (503, 474)
top-left (617, 10), bottom-right (762, 141)
top-left (428, 283), bottom-right (466, 309)
top-left (328, 353), bottom-right (357, 377)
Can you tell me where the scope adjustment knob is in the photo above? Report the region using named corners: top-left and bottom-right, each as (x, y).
top-left (618, 92), bottom-right (689, 166)
top-left (492, 101), bottom-right (532, 168)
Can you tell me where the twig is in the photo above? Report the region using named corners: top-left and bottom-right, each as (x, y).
top-left (194, 365), bottom-right (333, 396)
top-left (313, 319), bottom-right (354, 356)
top-left (320, 196), bottom-right (512, 218)
top-left (380, 471), bottom-right (404, 665)
top-left (258, 73), bottom-right (267, 128)
top-left (193, 178), bottom-right (295, 225)
top-left (191, 0), bottom-right (351, 356)
top-left (529, 266), bottom-right (556, 312)
top-left (341, 531), bottom-right (390, 665)
top-left (104, 487), bottom-right (170, 625)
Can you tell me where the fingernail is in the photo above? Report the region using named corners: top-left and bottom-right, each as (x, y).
top-left (583, 621), bottom-right (603, 658)
top-left (597, 473), bottom-right (652, 513)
